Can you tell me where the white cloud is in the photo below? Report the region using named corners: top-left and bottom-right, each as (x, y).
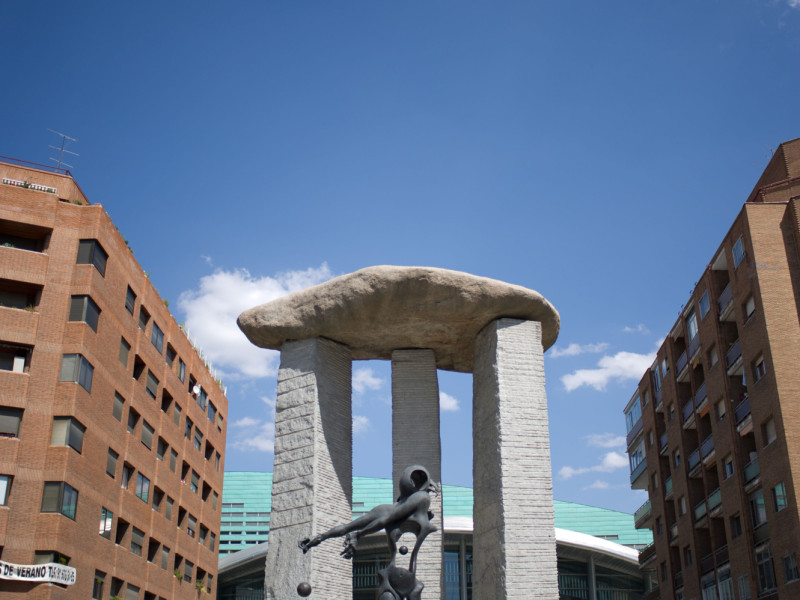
top-left (583, 480), bottom-right (611, 490)
top-left (177, 264), bottom-right (333, 380)
top-left (439, 391), bottom-right (460, 412)
top-left (623, 324), bottom-right (650, 334)
top-left (352, 367), bottom-right (384, 394)
top-left (789, 0), bottom-right (800, 8)
top-left (232, 416), bottom-right (260, 428)
top-left (232, 420), bottom-right (276, 453)
top-left (585, 433), bottom-right (626, 448)
top-left (558, 451), bottom-right (629, 479)
top-left (548, 342), bottom-right (609, 358)
top-left (561, 350), bottom-right (656, 392)
top-left (353, 415), bottom-right (370, 435)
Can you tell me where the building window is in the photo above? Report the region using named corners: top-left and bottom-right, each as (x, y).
top-left (145, 370), bottom-right (159, 399)
top-left (125, 286), bottom-right (136, 314)
top-left (753, 355), bottom-right (767, 383)
top-left (212, 491), bottom-right (218, 511)
top-left (655, 517), bottom-right (663, 535)
top-left (173, 402), bottom-right (181, 427)
top-left (151, 323), bottom-right (164, 354)
top-left (0, 342), bottom-right (31, 373)
top-left (723, 454), bottom-right (734, 478)
top-left (0, 406), bottom-right (23, 438)
top-left (215, 451), bottom-right (221, 471)
top-left (731, 514), bottom-right (743, 538)
top-left (0, 474), bottom-right (12, 505)
top-left (99, 507), bottom-right (113, 538)
top-left (184, 559), bottom-right (194, 583)
top-left (625, 397), bottom-right (642, 432)
top-left (119, 337), bottom-right (131, 367)
top-left (113, 392), bottom-right (125, 421)
top-left (76, 239), bottom-right (108, 276)
top-left (699, 291), bottom-right (710, 318)
top-left (68, 295), bottom-right (101, 332)
top-left (185, 417), bottom-right (193, 440)
top-left (708, 345), bottom-right (718, 367)
top-left (169, 449), bottom-right (177, 472)
top-left (750, 489), bottom-right (767, 528)
top-left (763, 417), bottom-right (777, 446)
top-left (157, 437), bottom-right (167, 461)
top-left (733, 236), bottom-right (746, 268)
top-left (744, 295), bottom-right (756, 320)
top-left (783, 554), bottom-right (800, 583)
top-left (161, 546), bottom-right (170, 570)
top-left (684, 545), bottom-right (692, 566)
top-left (166, 344), bottom-right (176, 366)
top-left (686, 307), bottom-right (698, 341)
top-left (136, 473), bottom-right (150, 503)
top-left (673, 449), bottom-right (681, 468)
top-left (59, 353), bottom-right (94, 392)
top-left (51, 417), bottom-right (85, 453)
top-left (165, 497), bottom-right (173, 521)
top-left (138, 306), bottom-right (150, 331)
top-left (738, 574), bottom-right (751, 599)
top-left (122, 464), bottom-right (134, 489)
top-left (92, 571), bottom-right (106, 600)
top-left (773, 482), bottom-right (788, 512)
top-left (756, 546), bottom-right (777, 593)
top-left (191, 471), bottom-right (200, 493)
top-left (716, 399), bottom-right (726, 421)
top-left (140, 420), bottom-right (154, 449)
top-left (679, 496), bottom-right (687, 516)
top-left (41, 481), bottom-right (78, 519)
top-left (194, 429), bottom-right (203, 451)
top-left (210, 532), bottom-right (216, 551)
top-left (668, 403), bottom-right (675, 421)
top-left (130, 527), bottom-right (144, 557)
top-left (178, 358), bottom-right (185, 382)
top-left (208, 401), bottom-right (217, 424)
top-left (198, 387), bottom-right (208, 410)
top-left (125, 584), bottom-right (139, 600)
top-left (629, 440), bottom-right (645, 473)
top-left (106, 449), bottom-right (118, 478)
top-left (127, 408), bottom-right (140, 435)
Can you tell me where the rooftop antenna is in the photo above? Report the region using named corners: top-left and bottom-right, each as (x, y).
top-left (47, 129), bottom-right (79, 171)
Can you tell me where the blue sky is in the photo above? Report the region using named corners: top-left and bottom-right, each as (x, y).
top-left (2, 1), bottom-right (799, 513)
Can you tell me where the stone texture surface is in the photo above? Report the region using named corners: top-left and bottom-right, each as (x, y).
top-left (238, 266), bottom-right (559, 373)
top-left (391, 349), bottom-right (444, 597)
top-left (263, 338), bottom-right (353, 600)
top-left (472, 318), bottom-right (558, 599)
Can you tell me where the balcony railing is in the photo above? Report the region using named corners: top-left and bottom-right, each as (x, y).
top-left (715, 544), bottom-right (729, 566)
top-left (654, 386), bottom-right (663, 407)
top-left (688, 334), bottom-right (700, 359)
top-left (664, 476), bottom-right (673, 498)
top-left (735, 395), bottom-right (751, 424)
top-left (675, 350), bottom-right (688, 375)
top-left (701, 552), bottom-right (715, 574)
top-left (726, 339), bottom-right (742, 369)
top-left (708, 487), bottom-right (722, 513)
top-left (634, 499), bottom-right (652, 527)
top-left (695, 381), bottom-right (708, 406)
top-left (688, 448), bottom-right (701, 471)
top-left (682, 398), bottom-right (694, 423)
top-left (639, 542), bottom-right (657, 566)
top-left (669, 523), bottom-right (678, 543)
top-left (642, 587), bottom-right (660, 600)
top-left (744, 458), bottom-right (760, 486)
top-left (695, 498), bottom-right (708, 520)
top-left (701, 434), bottom-right (715, 459)
top-left (674, 570), bottom-right (684, 589)
top-left (627, 416), bottom-right (644, 447)
top-left (718, 282), bottom-right (733, 318)
top-left (753, 523), bottom-right (770, 545)
top-left (630, 457), bottom-right (648, 485)
top-left (659, 432), bottom-right (668, 453)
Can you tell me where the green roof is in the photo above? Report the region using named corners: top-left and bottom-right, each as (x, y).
top-left (220, 472), bottom-right (652, 554)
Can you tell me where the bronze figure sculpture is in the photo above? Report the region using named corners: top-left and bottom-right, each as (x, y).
top-left (299, 465), bottom-right (439, 599)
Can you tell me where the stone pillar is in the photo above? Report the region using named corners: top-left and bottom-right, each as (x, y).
top-left (391, 349), bottom-right (444, 598)
top-left (472, 318), bottom-right (558, 599)
top-left (264, 338), bottom-right (353, 600)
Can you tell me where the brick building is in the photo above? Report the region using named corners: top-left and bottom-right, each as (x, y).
top-left (0, 159), bottom-right (228, 600)
top-left (625, 137), bottom-right (800, 600)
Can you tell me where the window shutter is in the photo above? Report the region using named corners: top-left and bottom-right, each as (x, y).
top-left (0, 407), bottom-right (22, 436)
top-left (68, 296), bottom-right (85, 321)
top-left (60, 354), bottom-right (77, 382)
top-left (51, 417), bottom-right (69, 446)
top-left (69, 419), bottom-right (85, 452)
top-left (76, 240), bottom-right (93, 264)
top-left (41, 482), bottom-right (60, 512)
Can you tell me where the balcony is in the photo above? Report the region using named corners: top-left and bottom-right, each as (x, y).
top-left (669, 523), bottom-right (679, 546)
top-left (0, 245), bottom-right (49, 285)
top-left (700, 552), bottom-right (715, 574)
top-left (627, 416), bottom-right (644, 447)
top-left (634, 499), bottom-right (653, 529)
top-left (664, 476), bottom-right (673, 499)
top-left (708, 487), bottom-right (722, 516)
top-left (726, 339), bottom-right (743, 376)
top-left (675, 350), bottom-right (689, 382)
top-left (639, 542), bottom-right (657, 567)
top-left (654, 387), bottom-right (663, 412)
top-left (701, 434), bottom-right (715, 465)
top-left (735, 394), bottom-right (752, 434)
top-left (753, 523), bottom-right (770, 545)
top-left (642, 588), bottom-right (660, 600)
top-left (694, 498), bottom-right (708, 527)
top-left (694, 381), bottom-right (708, 412)
top-left (674, 570), bottom-right (684, 590)
top-left (659, 432), bottom-right (668, 455)
top-left (688, 448), bottom-right (702, 477)
top-left (744, 458), bottom-right (760, 492)
top-left (718, 282), bottom-right (734, 321)
top-left (630, 457), bottom-right (648, 489)
top-left (715, 544), bottom-right (729, 566)
top-left (688, 334), bottom-right (701, 361)
top-left (682, 398), bottom-right (695, 429)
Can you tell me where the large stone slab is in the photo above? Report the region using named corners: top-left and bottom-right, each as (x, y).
top-left (238, 266), bottom-right (559, 373)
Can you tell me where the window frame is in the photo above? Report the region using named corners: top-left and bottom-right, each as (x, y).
top-left (151, 322), bottom-right (164, 354)
top-left (50, 416), bottom-right (86, 453)
top-left (135, 473), bottom-right (150, 503)
top-left (41, 481), bottom-right (78, 520)
top-left (99, 507), bottom-right (113, 539)
top-left (0, 406), bottom-right (23, 438)
top-left (59, 353), bottom-right (94, 392)
top-left (68, 295), bottom-right (101, 332)
top-left (125, 286), bottom-right (136, 315)
top-left (76, 239), bottom-right (108, 276)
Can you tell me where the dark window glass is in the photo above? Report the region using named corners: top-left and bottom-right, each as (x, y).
top-left (0, 406), bottom-right (23, 437)
top-left (68, 295), bottom-right (101, 332)
top-left (51, 417), bottom-right (85, 453)
top-left (125, 286), bottom-right (136, 314)
top-left (166, 344), bottom-right (176, 366)
top-left (151, 323), bottom-right (164, 353)
top-left (92, 571), bottom-right (105, 600)
top-left (106, 449), bottom-right (118, 478)
top-left (59, 354), bottom-right (94, 392)
top-left (113, 392), bottom-right (124, 421)
top-left (41, 481), bottom-right (78, 519)
top-left (136, 473), bottom-right (150, 503)
top-left (99, 507), bottom-right (113, 538)
top-left (169, 449), bottom-right (177, 472)
top-left (141, 421), bottom-right (154, 449)
top-left (76, 239), bottom-right (108, 276)
top-left (146, 370), bottom-right (159, 399)
top-left (138, 306), bottom-right (150, 331)
top-left (119, 337), bottom-right (130, 366)
top-left (131, 527), bottom-right (144, 556)
top-left (157, 437), bottom-right (167, 460)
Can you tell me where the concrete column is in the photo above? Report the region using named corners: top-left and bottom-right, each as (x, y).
top-left (472, 318), bottom-right (558, 599)
top-left (264, 338), bottom-right (352, 600)
top-left (391, 348), bottom-right (444, 598)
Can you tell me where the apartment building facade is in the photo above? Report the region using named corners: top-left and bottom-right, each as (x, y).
top-left (0, 159), bottom-right (228, 600)
top-left (625, 138), bottom-right (800, 600)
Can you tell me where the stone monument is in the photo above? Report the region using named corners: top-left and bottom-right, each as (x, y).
top-left (238, 266), bottom-right (560, 599)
